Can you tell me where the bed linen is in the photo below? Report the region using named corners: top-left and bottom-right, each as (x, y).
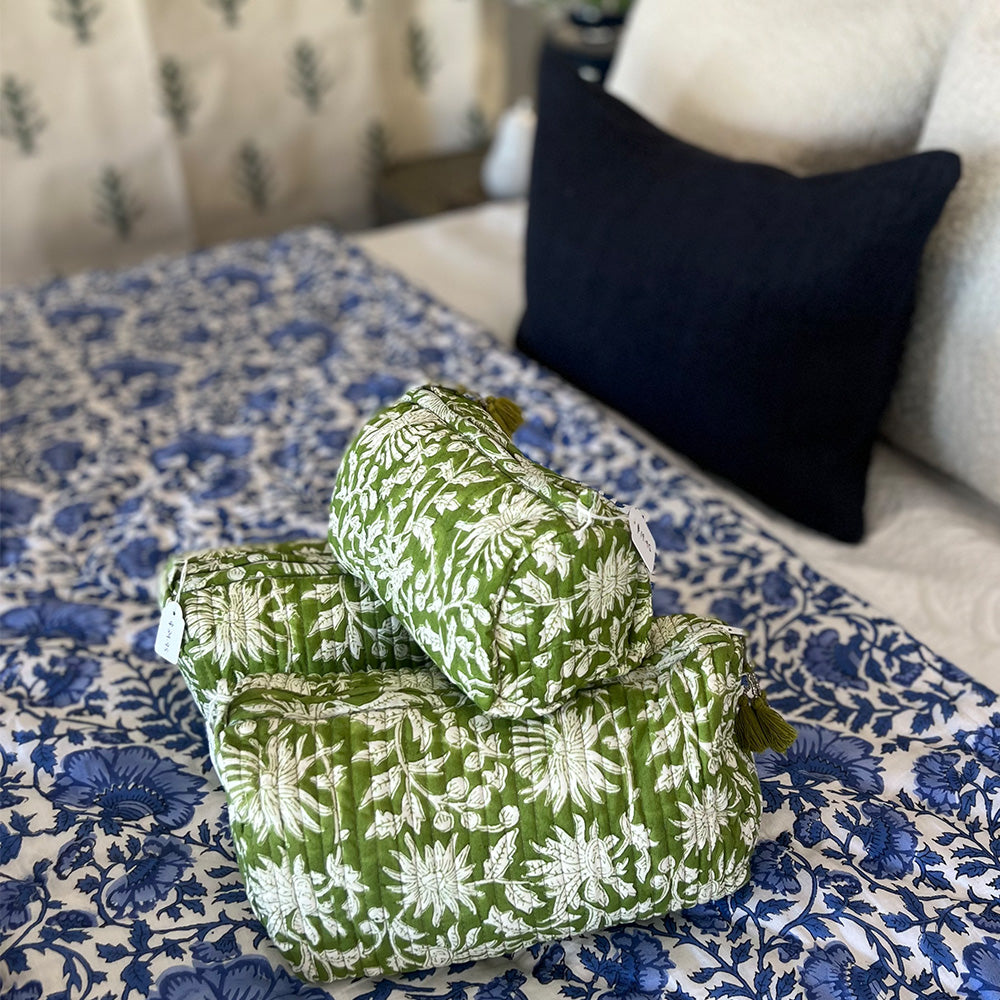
top-left (356, 202), bottom-right (1000, 681)
top-left (1, 226), bottom-right (999, 999)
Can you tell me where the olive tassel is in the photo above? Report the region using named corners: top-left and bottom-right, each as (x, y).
top-left (735, 675), bottom-right (798, 755)
top-left (485, 395), bottom-right (524, 437)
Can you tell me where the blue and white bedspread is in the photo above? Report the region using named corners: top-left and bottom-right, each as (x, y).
top-left (1, 227), bottom-right (998, 1000)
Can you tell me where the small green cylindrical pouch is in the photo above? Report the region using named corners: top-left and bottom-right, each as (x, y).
top-left (327, 385), bottom-right (655, 719)
top-left (213, 614), bottom-right (763, 981)
top-left (158, 539), bottom-right (430, 715)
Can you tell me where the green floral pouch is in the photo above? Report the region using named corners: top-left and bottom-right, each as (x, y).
top-left (158, 539), bottom-right (430, 715)
top-left (213, 614), bottom-right (762, 981)
top-left (327, 385), bottom-right (654, 718)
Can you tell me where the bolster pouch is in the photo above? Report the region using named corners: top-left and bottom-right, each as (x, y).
top-left (327, 385), bottom-right (654, 718)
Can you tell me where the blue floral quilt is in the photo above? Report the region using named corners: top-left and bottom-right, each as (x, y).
top-left (1, 227), bottom-right (998, 1000)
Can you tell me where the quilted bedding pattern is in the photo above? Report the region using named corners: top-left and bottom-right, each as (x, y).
top-left (1, 227), bottom-right (999, 999)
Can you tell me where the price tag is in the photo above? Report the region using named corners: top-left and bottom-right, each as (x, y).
top-left (628, 507), bottom-right (656, 574)
top-left (154, 600), bottom-right (185, 664)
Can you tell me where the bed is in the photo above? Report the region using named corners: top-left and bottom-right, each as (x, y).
top-left (1, 216), bottom-right (999, 999)
top-left (4, 0), bottom-right (1000, 993)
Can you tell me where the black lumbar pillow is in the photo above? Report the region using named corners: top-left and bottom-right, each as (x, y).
top-left (516, 44), bottom-right (960, 542)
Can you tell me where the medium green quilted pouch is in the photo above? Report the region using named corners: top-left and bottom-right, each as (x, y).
top-left (158, 539), bottom-right (430, 715)
top-left (212, 614), bottom-right (762, 981)
top-left (327, 385), bottom-right (654, 718)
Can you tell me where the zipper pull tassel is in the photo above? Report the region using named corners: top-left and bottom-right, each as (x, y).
top-left (734, 664), bottom-right (798, 755)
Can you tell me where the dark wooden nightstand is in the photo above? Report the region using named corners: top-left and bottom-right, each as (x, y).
top-left (374, 148), bottom-right (488, 226)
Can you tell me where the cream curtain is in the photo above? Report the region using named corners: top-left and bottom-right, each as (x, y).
top-left (0, 0), bottom-right (507, 287)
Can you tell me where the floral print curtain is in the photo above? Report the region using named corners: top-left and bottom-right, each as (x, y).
top-left (0, 0), bottom-right (506, 287)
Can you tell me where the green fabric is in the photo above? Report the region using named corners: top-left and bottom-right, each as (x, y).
top-left (328, 385), bottom-right (654, 718)
top-left (212, 613), bottom-right (761, 981)
top-left (159, 539), bottom-right (429, 715)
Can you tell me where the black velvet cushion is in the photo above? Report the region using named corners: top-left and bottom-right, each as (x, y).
top-left (516, 45), bottom-right (960, 542)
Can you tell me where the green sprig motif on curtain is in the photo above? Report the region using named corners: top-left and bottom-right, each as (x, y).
top-left (205, 0), bottom-right (248, 29)
top-left (0, 76), bottom-right (46, 155)
top-left (364, 120), bottom-right (390, 177)
top-left (289, 41), bottom-right (333, 113)
top-left (234, 141), bottom-right (273, 213)
top-left (159, 58), bottom-right (197, 135)
top-left (95, 167), bottom-right (143, 240)
top-left (464, 104), bottom-right (490, 148)
top-left (51, 0), bottom-right (102, 43)
top-left (407, 20), bottom-right (438, 91)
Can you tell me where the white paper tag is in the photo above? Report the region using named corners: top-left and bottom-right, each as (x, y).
top-left (628, 507), bottom-right (656, 574)
top-left (155, 600), bottom-right (185, 664)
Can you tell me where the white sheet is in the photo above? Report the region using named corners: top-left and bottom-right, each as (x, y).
top-left (355, 201), bottom-right (1000, 687)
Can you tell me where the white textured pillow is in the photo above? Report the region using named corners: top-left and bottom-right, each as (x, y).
top-left (882, 0), bottom-right (1000, 506)
top-left (605, 0), bottom-right (960, 175)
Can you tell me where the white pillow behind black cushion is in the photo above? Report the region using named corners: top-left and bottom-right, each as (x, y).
top-left (882, 0), bottom-right (1000, 507)
top-left (605, 0), bottom-right (960, 175)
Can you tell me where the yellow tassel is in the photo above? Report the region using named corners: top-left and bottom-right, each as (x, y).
top-left (735, 679), bottom-right (798, 755)
top-left (484, 396), bottom-right (524, 437)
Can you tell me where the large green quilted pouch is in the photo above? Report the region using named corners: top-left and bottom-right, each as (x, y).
top-left (327, 385), bottom-right (654, 718)
top-left (212, 614), bottom-right (762, 982)
top-left (158, 539), bottom-right (430, 715)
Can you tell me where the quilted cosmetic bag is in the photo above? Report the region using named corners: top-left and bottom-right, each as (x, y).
top-left (212, 614), bottom-right (762, 981)
top-left (327, 385), bottom-right (654, 718)
top-left (158, 539), bottom-right (430, 715)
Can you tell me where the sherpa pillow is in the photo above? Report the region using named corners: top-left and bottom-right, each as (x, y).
top-left (605, 0), bottom-right (960, 175)
top-left (159, 539), bottom-right (429, 715)
top-left (213, 614), bottom-right (764, 981)
top-left (882, 0), bottom-right (1000, 506)
top-left (327, 385), bottom-right (654, 718)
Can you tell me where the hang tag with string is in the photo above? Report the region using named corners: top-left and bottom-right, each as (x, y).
top-left (628, 507), bottom-right (656, 574)
top-left (155, 558), bottom-right (188, 664)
